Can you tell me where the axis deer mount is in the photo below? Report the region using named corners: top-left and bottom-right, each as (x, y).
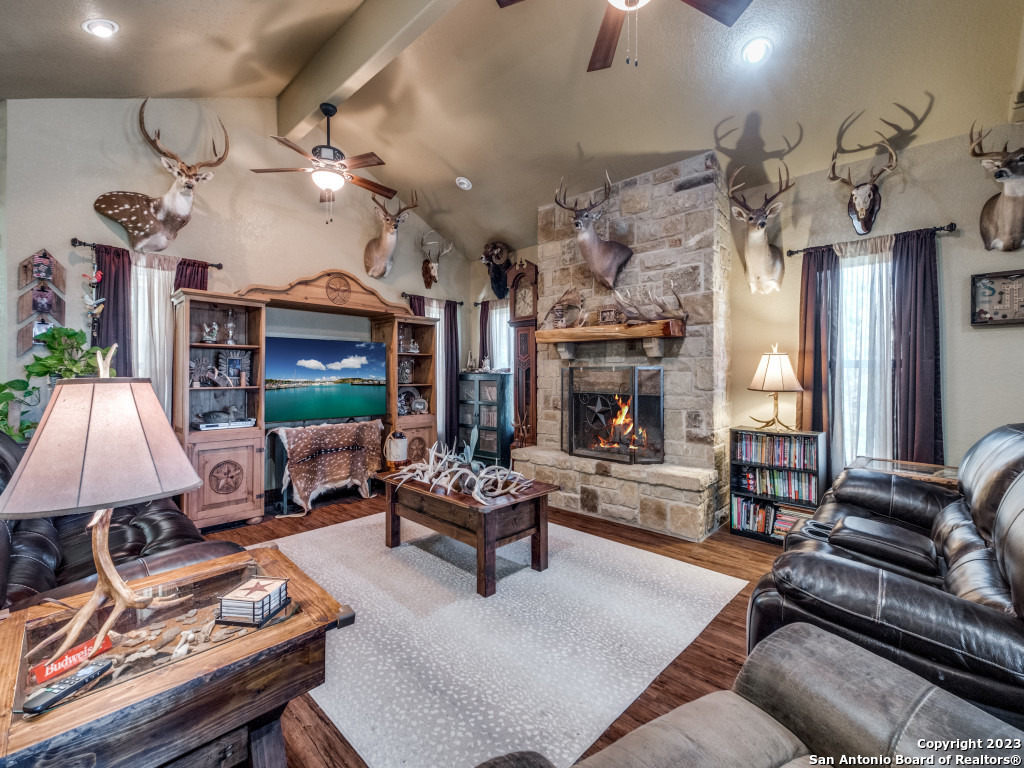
top-left (729, 163), bottom-right (794, 295)
top-left (555, 172), bottom-right (633, 290)
top-left (94, 100), bottom-right (228, 253)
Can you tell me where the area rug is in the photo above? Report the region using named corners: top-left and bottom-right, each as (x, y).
top-left (269, 513), bottom-right (746, 768)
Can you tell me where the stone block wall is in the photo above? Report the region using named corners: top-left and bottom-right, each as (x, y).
top-left (525, 150), bottom-right (734, 540)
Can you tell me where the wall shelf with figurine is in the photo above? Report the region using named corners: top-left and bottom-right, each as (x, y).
top-left (171, 288), bottom-right (269, 528)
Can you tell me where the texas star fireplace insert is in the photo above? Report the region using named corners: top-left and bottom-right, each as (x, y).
top-left (561, 366), bottom-right (664, 464)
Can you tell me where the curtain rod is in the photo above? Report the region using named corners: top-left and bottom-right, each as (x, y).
top-left (785, 223), bottom-right (957, 257)
top-left (70, 238), bottom-right (224, 269)
top-left (401, 291), bottom-right (464, 306)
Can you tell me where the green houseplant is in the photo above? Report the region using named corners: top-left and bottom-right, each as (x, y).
top-left (0, 378), bottom-right (39, 442)
top-left (24, 327), bottom-right (116, 381)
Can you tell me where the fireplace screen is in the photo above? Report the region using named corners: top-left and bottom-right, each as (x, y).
top-left (561, 366), bottom-right (664, 464)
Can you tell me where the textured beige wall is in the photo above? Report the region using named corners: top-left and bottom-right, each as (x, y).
top-left (3, 98), bottom-right (473, 382)
top-left (728, 129), bottom-right (1024, 465)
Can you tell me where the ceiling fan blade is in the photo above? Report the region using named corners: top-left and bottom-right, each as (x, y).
top-left (495, 0), bottom-right (528, 7)
top-left (339, 152), bottom-right (385, 171)
top-left (588, 5), bottom-right (626, 72)
top-left (271, 135), bottom-right (317, 162)
top-left (679, 0), bottom-right (753, 27)
top-left (250, 167), bottom-right (313, 173)
top-left (345, 174), bottom-right (398, 199)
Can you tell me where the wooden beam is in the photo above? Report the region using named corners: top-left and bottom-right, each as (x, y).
top-left (277, 0), bottom-right (460, 141)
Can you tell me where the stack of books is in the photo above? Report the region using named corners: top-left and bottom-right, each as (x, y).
top-left (218, 577), bottom-right (290, 626)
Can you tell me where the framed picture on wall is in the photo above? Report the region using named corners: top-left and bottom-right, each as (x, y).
top-left (971, 270), bottom-right (1024, 326)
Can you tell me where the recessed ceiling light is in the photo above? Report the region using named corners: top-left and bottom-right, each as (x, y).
top-left (741, 37), bottom-right (773, 65)
top-left (82, 19), bottom-right (120, 38)
top-left (455, 176), bottom-right (473, 191)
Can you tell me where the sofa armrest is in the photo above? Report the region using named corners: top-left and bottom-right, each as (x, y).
top-left (10, 540), bottom-right (245, 611)
top-left (828, 517), bottom-right (941, 576)
top-left (770, 551), bottom-right (1024, 687)
top-left (735, 623), bottom-right (1024, 759)
top-left (832, 469), bottom-right (961, 530)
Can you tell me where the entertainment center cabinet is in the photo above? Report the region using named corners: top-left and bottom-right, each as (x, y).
top-left (172, 288), bottom-right (269, 528)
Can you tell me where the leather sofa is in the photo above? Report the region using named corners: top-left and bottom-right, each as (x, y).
top-left (474, 623), bottom-right (1024, 768)
top-left (0, 433), bottom-right (243, 611)
top-left (748, 423), bottom-right (1024, 726)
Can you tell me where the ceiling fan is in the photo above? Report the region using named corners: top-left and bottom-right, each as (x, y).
top-left (250, 102), bottom-right (397, 203)
top-left (496, 0), bottom-right (754, 71)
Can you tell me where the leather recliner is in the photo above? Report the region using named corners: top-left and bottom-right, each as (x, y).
top-left (0, 432), bottom-right (243, 611)
top-left (748, 454), bottom-right (1024, 727)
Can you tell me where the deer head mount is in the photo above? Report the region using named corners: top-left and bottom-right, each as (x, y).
top-left (969, 123), bottom-right (1024, 251)
top-left (420, 231), bottom-right (454, 289)
top-left (555, 171), bottom-right (633, 290)
top-left (94, 100), bottom-right (228, 253)
top-left (481, 241), bottom-right (513, 299)
top-left (362, 191), bottom-right (418, 279)
top-left (827, 117), bottom-right (898, 236)
top-left (728, 163), bottom-right (794, 295)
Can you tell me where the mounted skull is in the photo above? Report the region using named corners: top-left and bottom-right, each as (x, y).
top-left (555, 171), bottom-right (633, 290)
top-left (728, 163), bottom-right (794, 295)
top-left (420, 231), bottom-right (454, 290)
top-left (827, 131), bottom-right (898, 236)
top-left (481, 241), bottom-right (513, 299)
top-left (969, 123), bottom-right (1024, 251)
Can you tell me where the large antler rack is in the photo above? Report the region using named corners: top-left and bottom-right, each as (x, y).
top-left (968, 122), bottom-right (1016, 159)
top-left (555, 171), bottom-right (613, 213)
top-left (139, 98), bottom-right (228, 169)
top-left (828, 131), bottom-right (896, 187)
top-left (728, 162), bottom-right (792, 211)
top-left (613, 283), bottom-right (689, 326)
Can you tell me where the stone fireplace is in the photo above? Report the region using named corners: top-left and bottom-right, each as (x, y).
top-left (512, 151), bottom-right (733, 541)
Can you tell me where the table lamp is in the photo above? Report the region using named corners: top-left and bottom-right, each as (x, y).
top-left (747, 344), bottom-right (803, 431)
top-left (0, 356), bottom-right (201, 662)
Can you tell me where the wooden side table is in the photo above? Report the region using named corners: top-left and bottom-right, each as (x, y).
top-left (0, 547), bottom-right (353, 768)
top-left (848, 456), bottom-right (959, 490)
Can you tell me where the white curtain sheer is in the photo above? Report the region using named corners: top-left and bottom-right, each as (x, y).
top-left (487, 299), bottom-right (512, 370)
top-left (834, 235), bottom-right (894, 467)
top-left (130, 252), bottom-right (177, 419)
top-left (425, 298), bottom-right (446, 445)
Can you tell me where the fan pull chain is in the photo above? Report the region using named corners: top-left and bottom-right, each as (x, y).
top-left (625, 10), bottom-right (631, 65)
top-left (635, 9), bottom-right (639, 67)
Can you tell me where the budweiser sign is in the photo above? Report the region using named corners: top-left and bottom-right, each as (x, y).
top-left (31, 636), bottom-right (112, 684)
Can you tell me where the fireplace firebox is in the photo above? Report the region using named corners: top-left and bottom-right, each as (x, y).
top-left (561, 366), bottom-right (664, 464)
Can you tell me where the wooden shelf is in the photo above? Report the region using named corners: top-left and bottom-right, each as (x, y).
top-left (535, 319), bottom-right (685, 344)
top-left (189, 343), bottom-right (260, 350)
top-left (190, 386), bottom-right (261, 391)
top-left (397, 352), bottom-right (432, 357)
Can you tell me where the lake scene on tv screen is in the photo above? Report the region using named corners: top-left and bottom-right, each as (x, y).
top-left (265, 336), bottom-right (386, 423)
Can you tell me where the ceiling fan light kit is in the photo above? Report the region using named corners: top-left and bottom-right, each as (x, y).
top-left (312, 169), bottom-right (345, 191)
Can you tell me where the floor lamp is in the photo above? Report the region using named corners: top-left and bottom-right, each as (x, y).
top-left (747, 344), bottom-right (803, 431)
top-left (0, 370), bottom-right (201, 662)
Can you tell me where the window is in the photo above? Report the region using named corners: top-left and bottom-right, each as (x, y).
top-left (487, 300), bottom-right (513, 370)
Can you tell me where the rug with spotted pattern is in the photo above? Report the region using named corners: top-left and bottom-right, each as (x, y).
top-left (270, 513), bottom-right (746, 768)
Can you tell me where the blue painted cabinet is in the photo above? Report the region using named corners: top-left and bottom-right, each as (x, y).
top-left (458, 372), bottom-right (513, 467)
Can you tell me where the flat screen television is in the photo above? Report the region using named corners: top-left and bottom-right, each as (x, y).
top-left (264, 336), bottom-right (387, 424)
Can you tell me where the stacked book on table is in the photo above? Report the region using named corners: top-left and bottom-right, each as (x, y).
top-left (218, 577), bottom-right (290, 626)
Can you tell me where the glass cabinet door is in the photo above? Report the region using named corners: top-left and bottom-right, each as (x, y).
top-left (459, 379), bottom-right (477, 401)
top-left (459, 403), bottom-right (476, 426)
top-left (478, 430), bottom-right (498, 454)
top-left (480, 379), bottom-right (498, 402)
top-left (479, 404), bottom-right (497, 428)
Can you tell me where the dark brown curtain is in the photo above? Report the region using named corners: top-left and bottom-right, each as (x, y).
top-left (892, 229), bottom-right (943, 464)
top-left (479, 300), bottom-right (490, 363)
top-left (94, 244), bottom-right (134, 377)
top-left (173, 258), bottom-right (209, 291)
top-left (797, 245), bottom-right (841, 481)
top-left (407, 294), bottom-right (425, 317)
top-left (444, 300), bottom-right (460, 449)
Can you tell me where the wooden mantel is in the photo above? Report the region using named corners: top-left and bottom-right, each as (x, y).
top-left (535, 319), bottom-right (685, 360)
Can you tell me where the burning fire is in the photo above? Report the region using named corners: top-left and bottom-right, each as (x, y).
top-left (595, 396), bottom-right (647, 451)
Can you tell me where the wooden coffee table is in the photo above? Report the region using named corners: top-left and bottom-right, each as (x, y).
top-left (385, 477), bottom-right (560, 597)
top-left (0, 547), bottom-right (354, 768)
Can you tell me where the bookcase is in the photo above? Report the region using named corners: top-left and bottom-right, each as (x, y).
top-left (729, 427), bottom-right (827, 545)
top-left (458, 372), bottom-right (513, 467)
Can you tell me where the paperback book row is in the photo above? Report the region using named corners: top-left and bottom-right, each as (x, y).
top-left (731, 496), bottom-right (811, 539)
top-left (734, 466), bottom-right (819, 503)
top-left (734, 432), bottom-right (818, 470)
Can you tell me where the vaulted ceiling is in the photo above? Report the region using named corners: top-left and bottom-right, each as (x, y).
top-left (2, 0), bottom-right (1023, 258)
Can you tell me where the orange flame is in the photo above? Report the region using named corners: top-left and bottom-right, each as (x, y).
top-left (595, 395), bottom-right (644, 450)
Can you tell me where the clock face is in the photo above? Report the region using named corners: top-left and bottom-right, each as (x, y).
top-left (515, 286), bottom-right (535, 318)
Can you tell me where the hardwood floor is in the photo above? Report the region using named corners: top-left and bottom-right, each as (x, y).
top-left (206, 492), bottom-right (778, 767)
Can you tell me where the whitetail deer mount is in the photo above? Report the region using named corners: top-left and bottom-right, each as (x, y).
top-left (969, 123), bottom-right (1024, 252)
top-left (363, 192), bottom-right (418, 279)
top-left (555, 172), bottom-right (633, 290)
top-left (481, 241), bottom-right (513, 299)
top-left (827, 123), bottom-right (898, 236)
top-left (94, 100), bottom-right (228, 253)
top-left (729, 163), bottom-right (794, 295)
top-left (420, 231), bottom-right (453, 289)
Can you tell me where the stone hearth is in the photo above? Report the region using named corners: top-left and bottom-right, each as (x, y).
top-left (513, 150), bottom-right (733, 542)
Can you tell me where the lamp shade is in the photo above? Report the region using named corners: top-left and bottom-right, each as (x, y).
top-left (748, 345), bottom-right (803, 393)
top-left (0, 378), bottom-right (201, 519)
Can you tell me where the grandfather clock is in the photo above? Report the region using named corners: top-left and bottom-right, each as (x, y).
top-left (507, 260), bottom-right (538, 448)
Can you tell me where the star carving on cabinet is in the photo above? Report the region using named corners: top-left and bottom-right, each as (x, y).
top-left (586, 396), bottom-right (612, 429)
top-left (240, 580), bottom-right (272, 597)
top-left (209, 460), bottom-right (244, 494)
